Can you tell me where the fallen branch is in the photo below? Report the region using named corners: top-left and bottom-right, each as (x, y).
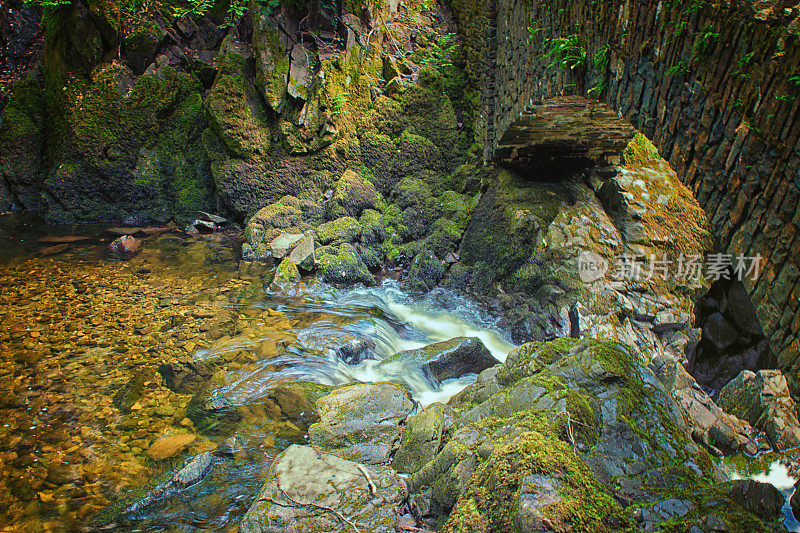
top-left (258, 484), bottom-right (362, 533)
top-left (356, 464), bottom-right (377, 496)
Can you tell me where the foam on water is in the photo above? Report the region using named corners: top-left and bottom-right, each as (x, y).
top-left (213, 279), bottom-right (516, 406)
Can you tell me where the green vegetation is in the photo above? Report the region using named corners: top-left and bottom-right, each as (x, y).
top-left (544, 34), bottom-right (587, 72)
top-left (692, 25), bottom-right (719, 58)
top-left (667, 60), bottom-right (690, 77)
top-left (732, 51), bottom-right (755, 80)
top-left (330, 92), bottom-right (349, 115)
top-left (420, 33), bottom-right (459, 71)
top-left (587, 44), bottom-right (610, 97)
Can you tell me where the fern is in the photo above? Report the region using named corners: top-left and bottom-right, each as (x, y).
top-left (331, 92), bottom-right (349, 115)
top-left (421, 34), bottom-right (459, 71)
top-left (667, 61), bottom-right (690, 77)
top-left (544, 34), bottom-right (586, 72)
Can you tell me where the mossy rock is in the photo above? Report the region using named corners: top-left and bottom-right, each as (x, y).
top-left (331, 168), bottom-right (379, 218)
top-left (359, 208), bottom-right (388, 245)
top-left (359, 132), bottom-right (396, 194)
top-left (273, 258), bottom-right (301, 286)
top-left (245, 196), bottom-right (311, 247)
top-left (0, 72), bottom-right (45, 210)
top-left (403, 250), bottom-right (445, 293)
top-left (315, 216), bottom-right (362, 246)
top-left (40, 62), bottom-right (212, 223)
top-left (393, 403), bottom-right (450, 474)
top-left (391, 130), bottom-right (446, 179)
top-left (251, 12), bottom-right (290, 113)
top-left (205, 40), bottom-right (271, 159)
top-left (319, 243), bottom-right (374, 285)
top-left (123, 20), bottom-right (165, 73)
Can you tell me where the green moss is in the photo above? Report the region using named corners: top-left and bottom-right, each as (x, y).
top-left (274, 258), bottom-right (301, 284)
top-left (123, 20), bottom-right (163, 56)
top-left (331, 169), bottom-right (379, 217)
top-left (402, 250), bottom-right (445, 292)
top-left (316, 216), bottom-right (362, 246)
top-left (319, 243), bottom-right (374, 285)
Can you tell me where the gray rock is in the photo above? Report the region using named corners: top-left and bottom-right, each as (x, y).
top-left (288, 234), bottom-right (315, 270)
top-left (269, 233), bottom-right (303, 259)
top-left (335, 338), bottom-right (375, 364)
top-left (309, 382), bottom-right (414, 464)
top-left (380, 337), bottom-right (497, 383)
top-left (718, 479), bottom-right (784, 521)
top-left (515, 474), bottom-right (563, 532)
top-left (239, 445), bottom-right (406, 533)
top-left (718, 369), bottom-right (800, 450)
top-left (172, 452), bottom-right (215, 488)
top-left (727, 281), bottom-right (763, 335)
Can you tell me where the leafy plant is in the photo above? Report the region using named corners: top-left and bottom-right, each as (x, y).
top-left (587, 45), bottom-right (610, 97)
top-left (527, 26), bottom-right (543, 44)
top-left (790, 74), bottom-right (800, 89)
top-left (692, 25), bottom-right (719, 58)
top-left (421, 33), bottom-right (459, 71)
top-left (21, 0), bottom-right (71, 6)
top-left (172, 0), bottom-right (213, 18)
top-left (667, 61), bottom-right (690, 77)
top-left (732, 51), bottom-right (754, 80)
top-left (544, 34), bottom-right (586, 72)
top-left (331, 92), bottom-right (349, 114)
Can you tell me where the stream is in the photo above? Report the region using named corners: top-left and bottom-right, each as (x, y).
top-left (0, 217), bottom-right (798, 531)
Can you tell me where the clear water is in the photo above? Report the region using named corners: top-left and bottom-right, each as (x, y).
top-left (0, 217), bottom-right (515, 531)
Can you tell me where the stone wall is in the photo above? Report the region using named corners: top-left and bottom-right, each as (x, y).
top-left (449, 0), bottom-right (800, 391)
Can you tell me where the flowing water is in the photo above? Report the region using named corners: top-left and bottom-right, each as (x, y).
top-left (0, 217), bottom-right (514, 531)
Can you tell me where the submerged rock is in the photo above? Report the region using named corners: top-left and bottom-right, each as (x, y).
top-left (239, 444), bottom-right (406, 533)
top-left (380, 337), bottom-right (497, 383)
top-left (109, 235), bottom-right (141, 257)
top-left (717, 369), bottom-right (800, 450)
top-left (308, 382), bottom-right (414, 464)
top-left (146, 433), bottom-right (196, 460)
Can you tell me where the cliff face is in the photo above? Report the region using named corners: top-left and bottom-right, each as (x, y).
top-left (0, 0), bottom-right (475, 223)
top-left (449, 0), bottom-right (800, 394)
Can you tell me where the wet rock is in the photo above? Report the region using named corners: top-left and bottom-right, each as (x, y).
top-left (335, 337), bottom-right (375, 364)
top-left (638, 498), bottom-right (694, 531)
top-left (315, 217), bottom-right (361, 246)
top-left (146, 433), bottom-right (196, 460)
top-left (39, 243), bottom-right (69, 256)
top-left (329, 169), bottom-right (379, 218)
top-left (158, 360), bottom-right (218, 394)
top-left (791, 479), bottom-right (800, 520)
top-left (717, 369), bottom-right (800, 450)
top-left (271, 258), bottom-right (301, 289)
top-left (402, 250), bottom-right (445, 293)
top-left (703, 312), bottom-right (739, 351)
top-left (172, 452), bottom-right (215, 488)
top-left (380, 337), bottom-right (497, 383)
top-left (266, 381), bottom-right (332, 427)
top-left (393, 403), bottom-right (450, 474)
top-left (109, 235), bottom-right (141, 257)
top-left (199, 211), bottom-right (228, 225)
top-left (186, 385), bottom-right (242, 433)
top-left (319, 243), bottom-right (374, 286)
top-left (309, 382), bottom-right (414, 464)
top-left (239, 444), bottom-right (406, 533)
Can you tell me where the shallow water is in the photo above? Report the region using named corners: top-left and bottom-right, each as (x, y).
top-left (0, 217), bottom-right (515, 531)
top-left (723, 452), bottom-right (800, 532)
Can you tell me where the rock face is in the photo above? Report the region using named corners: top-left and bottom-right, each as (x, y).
top-left (450, 0), bottom-right (800, 398)
top-left (308, 382), bottom-right (414, 464)
top-left (392, 403), bottom-right (451, 474)
top-left (402, 338), bottom-right (785, 531)
top-left (648, 354), bottom-right (768, 456)
top-left (239, 445), bottom-right (407, 533)
top-left (379, 337), bottom-right (497, 383)
top-left (717, 369), bottom-right (800, 450)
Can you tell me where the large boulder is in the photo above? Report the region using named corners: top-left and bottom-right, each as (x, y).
top-left (318, 243), bottom-right (374, 286)
top-left (328, 169), bottom-right (379, 218)
top-left (379, 337), bottom-right (497, 383)
top-left (308, 382), bottom-right (414, 464)
top-left (239, 445), bottom-right (406, 533)
top-left (392, 403), bottom-right (451, 474)
top-left (405, 339), bottom-right (784, 531)
top-left (717, 369), bottom-right (800, 450)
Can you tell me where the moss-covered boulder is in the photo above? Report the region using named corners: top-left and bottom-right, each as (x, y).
top-left (205, 37), bottom-right (271, 160)
top-left (405, 338), bottom-right (783, 532)
top-left (403, 250), bottom-right (446, 293)
top-left (272, 258), bottom-right (301, 287)
top-left (122, 20), bottom-right (165, 73)
top-left (329, 168), bottom-right (379, 218)
top-left (359, 131), bottom-right (397, 194)
top-left (244, 195), bottom-right (319, 250)
top-left (319, 243), bottom-right (374, 285)
top-left (391, 130), bottom-right (446, 181)
top-left (39, 61), bottom-right (213, 223)
top-left (315, 216), bottom-right (362, 246)
top-left (264, 381), bottom-right (332, 428)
